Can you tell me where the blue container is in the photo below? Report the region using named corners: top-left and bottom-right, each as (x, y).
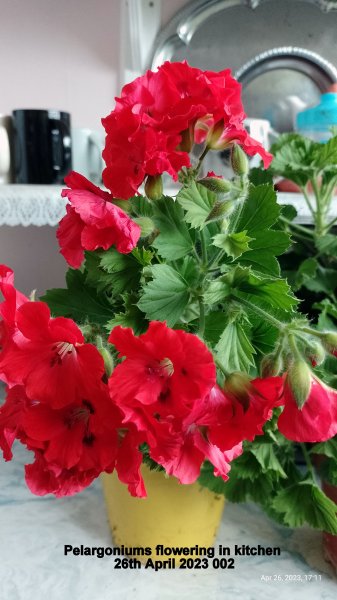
top-left (296, 92), bottom-right (337, 143)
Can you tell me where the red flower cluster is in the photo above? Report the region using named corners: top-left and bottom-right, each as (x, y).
top-left (108, 322), bottom-right (282, 491)
top-left (0, 269), bottom-right (124, 496)
top-left (57, 171), bottom-right (141, 268)
top-left (0, 271), bottom-right (285, 498)
top-left (102, 61), bottom-right (273, 198)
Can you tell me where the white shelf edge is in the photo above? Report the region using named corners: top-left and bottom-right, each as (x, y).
top-left (0, 185), bottom-right (335, 227)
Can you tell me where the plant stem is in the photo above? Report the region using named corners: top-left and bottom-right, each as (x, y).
top-left (300, 186), bottom-right (316, 219)
top-left (312, 185), bottom-right (325, 237)
top-left (200, 230), bottom-right (208, 266)
top-left (300, 443), bottom-right (315, 478)
top-left (197, 230), bottom-right (208, 337)
top-left (207, 249), bottom-right (225, 270)
top-left (288, 333), bottom-right (303, 360)
top-left (195, 146), bottom-right (209, 175)
top-left (325, 215), bottom-right (337, 230)
top-left (300, 326), bottom-right (323, 339)
top-left (215, 357), bottom-right (230, 378)
top-left (279, 215), bottom-right (314, 238)
top-left (231, 295), bottom-right (285, 330)
top-left (198, 298), bottom-right (205, 337)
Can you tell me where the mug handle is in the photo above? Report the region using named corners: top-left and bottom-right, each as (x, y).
top-left (52, 118), bottom-right (71, 178)
top-left (88, 132), bottom-right (104, 183)
top-left (0, 125), bottom-right (10, 177)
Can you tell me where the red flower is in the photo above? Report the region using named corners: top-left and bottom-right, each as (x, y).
top-left (22, 384), bottom-right (120, 472)
top-left (0, 386), bottom-right (43, 461)
top-left (185, 377), bottom-right (283, 451)
top-left (107, 322), bottom-right (248, 487)
top-left (57, 171), bottom-right (141, 268)
top-left (0, 266), bottom-right (29, 386)
top-left (108, 321), bottom-right (216, 415)
top-left (102, 61), bottom-right (272, 198)
top-left (278, 375), bottom-right (337, 442)
top-left (0, 301), bottom-right (105, 407)
top-left (25, 452), bottom-right (101, 497)
top-left (102, 108), bottom-right (189, 199)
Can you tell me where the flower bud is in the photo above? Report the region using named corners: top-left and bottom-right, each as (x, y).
top-left (98, 346), bottom-right (114, 378)
top-left (260, 353), bottom-right (283, 378)
top-left (206, 120), bottom-right (228, 150)
top-left (206, 199), bottom-right (234, 223)
top-left (198, 176), bottom-right (232, 194)
top-left (321, 331), bottom-right (337, 356)
top-left (133, 216), bottom-right (155, 238)
top-left (224, 372), bottom-right (252, 411)
top-left (287, 359), bottom-right (312, 409)
top-left (231, 144), bottom-right (249, 176)
top-left (177, 126), bottom-right (194, 153)
top-left (145, 175), bottom-right (163, 201)
top-left (304, 340), bottom-right (326, 367)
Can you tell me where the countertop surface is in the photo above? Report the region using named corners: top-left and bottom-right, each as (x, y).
top-left (0, 442), bottom-right (336, 600)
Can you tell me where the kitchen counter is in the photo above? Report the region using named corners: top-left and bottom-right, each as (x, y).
top-left (0, 441), bottom-right (336, 600)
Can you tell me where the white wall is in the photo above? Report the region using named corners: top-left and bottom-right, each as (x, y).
top-left (0, 0), bottom-right (121, 129)
top-left (0, 0), bottom-right (194, 296)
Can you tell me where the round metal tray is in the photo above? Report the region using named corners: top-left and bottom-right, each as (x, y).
top-left (235, 47), bottom-right (337, 131)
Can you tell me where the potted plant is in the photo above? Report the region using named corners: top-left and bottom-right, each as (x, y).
top-left (1, 62), bottom-right (337, 561)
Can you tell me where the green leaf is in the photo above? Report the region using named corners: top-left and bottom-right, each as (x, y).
top-left (130, 195), bottom-right (153, 218)
top-left (314, 299), bottom-right (337, 322)
top-left (315, 234), bottom-right (337, 256)
top-left (215, 320), bottom-right (256, 373)
top-left (237, 229), bottom-right (290, 276)
top-left (198, 461), bottom-right (228, 495)
top-left (281, 204), bottom-right (297, 222)
top-left (151, 197), bottom-right (194, 260)
top-left (272, 481), bottom-right (337, 533)
top-left (250, 444), bottom-right (286, 478)
top-left (238, 271), bottom-right (298, 312)
top-left (304, 265), bottom-right (337, 295)
top-left (270, 134), bottom-right (317, 186)
top-left (204, 311), bottom-right (229, 345)
top-left (100, 248), bottom-right (148, 295)
top-left (295, 257), bottom-right (318, 291)
top-left (106, 307), bottom-right (147, 335)
top-left (137, 259), bottom-right (197, 327)
top-left (213, 230), bottom-right (253, 259)
top-left (250, 317), bottom-right (278, 356)
top-left (224, 469), bottom-right (275, 504)
top-left (41, 269), bottom-right (113, 325)
top-left (318, 459), bottom-right (337, 486)
top-left (311, 439), bottom-right (337, 460)
top-left (84, 251), bottom-right (115, 293)
top-left (177, 181), bottom-right (216, 229)
top-left (249, 167), bottom-right (274, 186)
top-left (313, 135), bottom-right (337, 169)
top-left (203, 280), bottom-right (231, 305)
top-left (131, 247), bottom-right (153, 267)
top-left (234, 185), bottom-right (290, 275)
top-left (236, 184), bottom-right (280, 234)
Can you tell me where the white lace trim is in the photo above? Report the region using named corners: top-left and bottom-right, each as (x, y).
top-left (0, 186), bottom-right (335, 227)
top-left (0, 185), bottom-right (67, 226)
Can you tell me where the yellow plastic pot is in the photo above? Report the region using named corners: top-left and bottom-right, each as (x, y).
top-left (101, 465), bottom-right (225, 563)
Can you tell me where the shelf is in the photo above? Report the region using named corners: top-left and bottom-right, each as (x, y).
top-left (0, 185), bottom-right (66, 227)
top-left (0, 184), bottom-right (334, 227)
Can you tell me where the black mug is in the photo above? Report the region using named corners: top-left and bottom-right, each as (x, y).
top-left (12, 109), bottom-right (72, 184)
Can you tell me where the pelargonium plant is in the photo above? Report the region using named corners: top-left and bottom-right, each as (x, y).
top-left (1, 62), bottom-right (337, 532)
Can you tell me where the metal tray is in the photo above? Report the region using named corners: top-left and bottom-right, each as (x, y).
top-left (149, 0), bottom-right (337, 131)
top-left (236, 47), bottom-right (337, 131)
